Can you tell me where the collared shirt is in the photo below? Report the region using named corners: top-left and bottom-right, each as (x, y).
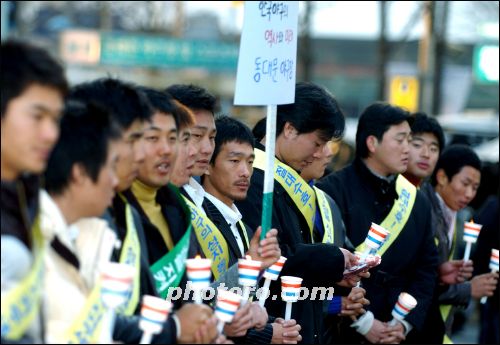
top-left (205, 192), bottom-right (245, 256)
top-left (435, 191), bottom-right (457, 250)
top-left (183, 177), bottom-right (206, 215)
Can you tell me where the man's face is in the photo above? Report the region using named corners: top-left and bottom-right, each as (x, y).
top-left (407, 132), bottom-right (440, 180)
top-left (171, 126), bottom-right (198, 187)
top-left (279, 123), bottom-right (327, 172)
top-left (190, 110), bottom-right (216, 177)
top-left (370, 122), bottom-right (411, 175)
top-left (115, 119), bottom-right (147, 192)
top-left (206, 141), bottom-right (254, 205)
top-left (300, 141), bottom-right (335, 181)
top-left (137, 112), bottom-right (178, 188)
top-left (79, 140), bottom-right (119, 217)
top-left (1, 84), bottom-right (63, 180)
top-left (437, 166), bottom-right (481, 211)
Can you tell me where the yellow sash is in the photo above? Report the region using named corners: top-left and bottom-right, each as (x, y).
top-left (182, 196), bottom-right (229, 280)
top-left (116, 202), bottom-right (141, 316)
top-left (313, 186), bottom-right (335, 244)
top-left (1, 219), bottom-right (44, 340)
top-left (356, 175), bottom-right (417, 257)
top-left (439, 223), bottom-right (457, 344)
top-left (253, 148), bottom-right (316, 232)
top-left (63, 281), bottom-right (107, 343)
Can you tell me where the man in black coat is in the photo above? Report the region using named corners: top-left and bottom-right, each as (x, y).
top-left (236, 82), bottom-right (358, 344)
top-left (317, 102), bottom-right (439, 344)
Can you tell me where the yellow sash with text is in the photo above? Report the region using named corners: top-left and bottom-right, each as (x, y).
top-left (253, 148), bottom-right (317, 233)
top-left (356, 175), bottom-right (417, 257)
top-left (63, 281), bottom-right (107, 344)
top-left (182, 197), bottom-right (229, 280)
top-left (439, 225), bottom-right (457, 344)
top-left (314, 186), bottom-right (335, 244)
top-left (116, 201), bottom-right (141, 316)
top-left (1, 219), bottom-right (44, 340)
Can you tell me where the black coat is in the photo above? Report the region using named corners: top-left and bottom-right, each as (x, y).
top-left (317, 158), bottom-right (439, 338)
top-left (235, 144), bottom-right (345, 344)
top-left (123, 183), bottom-right (200, 309)
top-left (104, 195), bottom-right (158, 308)
top-left (202, 197), bottom-right (252, 266)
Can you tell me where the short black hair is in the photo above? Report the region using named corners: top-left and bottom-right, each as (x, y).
top-left (431, 144), bottom-right (481, 186)
top-left (252, 117), bottom-right (267, 143)
top-left (1, 40), bottom-right (68, 117)
top-left (139, 87), bottom-right (179, 128)
top-left (69, 78), bottom-right (152, 131)
top-left (165, 84), bottom-right (217, 115)
top-left (276, 82), bottom-right (345, 142)
top-left (355, 102), bottom-right (411, 158)
top-left (212, 115), bottom-right (255, 164)
top-left (45, 101), bottom-right (120, 195)
top-left (410, 112), bottom-right (445, 151)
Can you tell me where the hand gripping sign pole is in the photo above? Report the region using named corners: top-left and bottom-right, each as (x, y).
top-left (234, 2), bottom-right (299, 240)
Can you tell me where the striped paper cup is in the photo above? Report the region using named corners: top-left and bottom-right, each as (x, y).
top-left (463, 221), bottom-right (482, 243)
top-left (281, 276), bottom-right (303, 303)
top-left (215, 289), bottom-right (242, 323)
top-left (490, 249), bottom-right (499, 271)
top-left (365, 223), bottom-right (389, 251)
top-left (263, 256), bottom-right (287, 280)
top-left (238, 258), bottom-right (262, 287)
top-left (139, 295), bottom-right (173, 334)
top-left (100, 262), bottom-right (135, 309)
top-left (391, 292), bottom-right (417, 321)
top-left (186, 257), bottom-right (212, 289)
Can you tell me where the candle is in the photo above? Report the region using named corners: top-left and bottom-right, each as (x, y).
top-left (480, 249), bottom-right (499, 304)
top-left (280, 276), bottom-right (302, 321)
top-left (361, 223), bottom-right (389, 261)
top-left (238, 257), bottom-right (262, 305)
top-left (186, 256), bottom-right (212, 304)
top-left (139, 295), bottom-right (173, 344)
top-left (259, 256), bottom-right (287, 307)
top-left (215, 288), bottom-right (242, 334)
top-left (463, 220), bottom-right (483, 261)
top-left (388, 292), bottom-right (418, 326)
top-left (100, 262), bottom-right (135, 343)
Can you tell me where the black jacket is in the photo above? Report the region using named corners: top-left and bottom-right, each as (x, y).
top-left (1, 175), bottom-right (40, 247)
top-left (104, 195), bottom-right (158, 309)
top-left (235, 143), bottom-right (345, 344)
top-left (123, 183), bottom-right (200, 310)
top-left (317, 158), bottom-right (438, 335)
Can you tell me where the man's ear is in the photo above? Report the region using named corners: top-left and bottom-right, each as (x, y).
top-left (283, 122), bottom-right (298, 139)
top-left (436, 169), bottom-right (448, 187)
top-left (366, 135), bottom-right (379, 154)
top-left (71, 164), bottom-right (88, 186)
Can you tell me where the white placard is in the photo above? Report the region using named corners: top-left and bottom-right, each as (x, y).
top-left (234, 1), bottom-right (299, 106)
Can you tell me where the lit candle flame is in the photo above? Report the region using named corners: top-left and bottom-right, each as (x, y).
top-left (195, 254), bottom-right (201, 259)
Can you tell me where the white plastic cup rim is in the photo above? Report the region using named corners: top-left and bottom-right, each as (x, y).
top-left (238, 258), bottom-right (262, 270)
top-left (369, 223), bottom-right (390, 238)
top-left (141, 295), bottom-right (172, 314)
top-left (398, 292), bottom-right (417, 309)
top-left (100, 262), bottom-right (135, 283)
top-left (280, 276), bottom-right (303, 287)
top-left (463, 222), bottom-right (483, 232)
top-left (186, 257), bottom-right (212, 270)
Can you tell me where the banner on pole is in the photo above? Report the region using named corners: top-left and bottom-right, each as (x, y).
top-left (234, 1), bottom-right (299, 105)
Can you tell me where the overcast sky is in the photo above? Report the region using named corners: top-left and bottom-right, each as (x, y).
top-left (184, 1), bottom-right (499, 43)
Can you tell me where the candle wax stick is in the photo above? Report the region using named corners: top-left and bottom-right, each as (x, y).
top-left (140, 331), bottom-right (153, 344)
top-left (463, 242), bottom-right (472, 262)
top-left (284, 302), bottom-right (292, 321)
top-left (258, 278), bottom-right (272, 307)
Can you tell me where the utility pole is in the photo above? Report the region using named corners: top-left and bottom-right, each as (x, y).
top-left (100, 1), bottom-right (112, 31)
top-left (173, 1), bottom-right (184, 38)
top-left (432, 1), bottom-right (449, 115)
top-left (418, 1), bottom-right (436, 114)
top-left (377, 1), bottom-right (388, 101)
top-left (299, 1), bottom-right (313, 82)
